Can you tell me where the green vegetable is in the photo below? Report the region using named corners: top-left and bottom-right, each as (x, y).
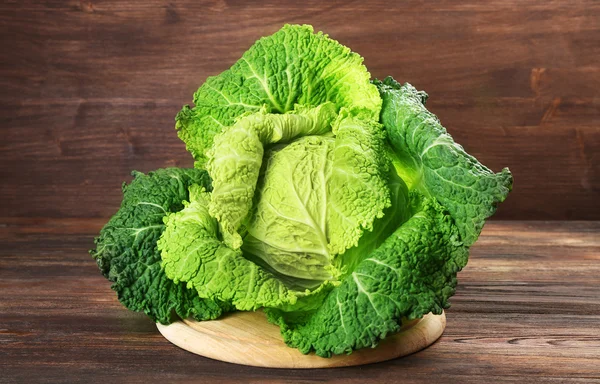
top-left (265, 78), bottom-right (513, 356)
top-left (90, 168), bottom-right (231, 324)
top-left (92, 24), bottom-right (512, 357)
top-left (206, 103), bottom-right (338, 249)
top-left (267, 195), bottom-right (468, 356)
top-left (376, 77), bottom-right (512, 246)
top-left (159, 184), bottom-right (299, 311)
top-left (176, 24), bottom-right (381, 168)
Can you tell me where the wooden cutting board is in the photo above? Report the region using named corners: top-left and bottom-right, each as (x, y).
top-left (156, 310), bottom-right (445, 368)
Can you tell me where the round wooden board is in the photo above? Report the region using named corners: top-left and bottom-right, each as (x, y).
top-left (156, 310), bottom-right (445, 368)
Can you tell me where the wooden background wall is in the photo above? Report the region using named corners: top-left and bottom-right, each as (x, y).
top-left (1, 0), bottom-right (599, 220)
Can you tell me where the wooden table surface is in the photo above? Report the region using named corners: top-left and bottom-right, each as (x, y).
top-left (1, 219), bottom-right (598, 383)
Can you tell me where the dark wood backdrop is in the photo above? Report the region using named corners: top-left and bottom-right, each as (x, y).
top-left (1, 0), bottom-right (599, 220)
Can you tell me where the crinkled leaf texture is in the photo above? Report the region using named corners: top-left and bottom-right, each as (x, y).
top-left (158, 185), bottom-right (336, 312)
top-left (375, 77), bottom-right (513, 246)
top-left (92, 24), bottom-right (513, 358)
top-left (260, 79), bottom-right (512, 356)
top-left (241, 114), bottom-right (391, 286)
top-left (176, 24), bottom-right (381, 167)
top-left (177, 24), bottom-right (390, 293)
top-left (90, 168), bottom-right (231, 324)
top-left (206, 103), bottom-right (338, 249)
top-left (267, 195), bottom-right (468, 357)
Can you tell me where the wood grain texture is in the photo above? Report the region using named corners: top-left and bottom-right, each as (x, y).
top-left (1, 220), bottom-right (599, 383)
top-left (156, 311), bottom-right (445, 368)
top-left (1, 1), bottom-right (599, 220)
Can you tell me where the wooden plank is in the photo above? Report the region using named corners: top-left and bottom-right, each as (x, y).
top-left (1, 99), bottom-right (598, 219)
top-left (2, 1), bottom-right (600, 101)
top-left (0, 220), bottom-right (599, 382)
top-left (1, 1), bottom-right (600, 220)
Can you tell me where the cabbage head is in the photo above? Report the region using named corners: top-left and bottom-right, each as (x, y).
top-left (93, 25), bottom-right (512, 357)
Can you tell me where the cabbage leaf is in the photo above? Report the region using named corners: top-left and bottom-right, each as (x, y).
top-left (176, 24), bottom-right (381, 167)
top-left (90, 168), bottom-right (231, 324)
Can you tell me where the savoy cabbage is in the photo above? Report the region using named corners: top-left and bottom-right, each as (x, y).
top-left (92, 24), bottom-right (512, 357)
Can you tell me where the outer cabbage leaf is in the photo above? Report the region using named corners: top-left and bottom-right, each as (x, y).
top-left (375, 77), bottom-right (513, 246)
top-left (266, 195), bottom-right (468, 357)
top-left (90, 168), bottom-right (231, 324)
top-left (176, 24), bottom-right (381, 167)
top-left (207, 103), bottom-right (337, 249)
top-left (159, 185), bottom-right (301, 311)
